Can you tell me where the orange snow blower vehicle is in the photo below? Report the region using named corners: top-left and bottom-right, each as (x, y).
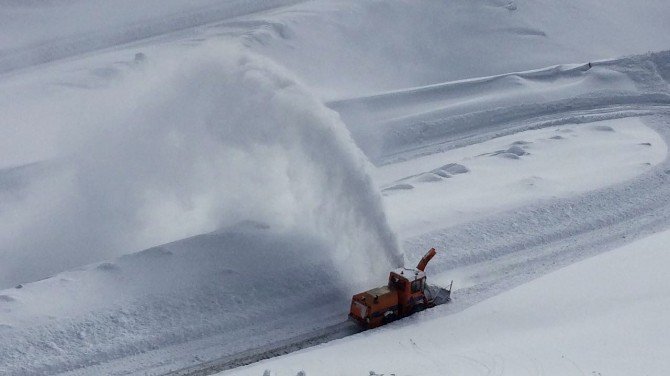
top-left (349, 248), bottom-right (452, 329)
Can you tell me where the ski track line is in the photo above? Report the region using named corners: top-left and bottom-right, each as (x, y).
top-left (160, 107), bottom-right (670, 376)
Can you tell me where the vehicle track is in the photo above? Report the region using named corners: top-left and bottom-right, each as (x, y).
top-left (165, 321), bottom-right (360, 376)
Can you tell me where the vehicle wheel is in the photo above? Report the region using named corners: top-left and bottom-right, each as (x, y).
top-left (382, 311), bottom-right (397, 324)
top-left (412, 304), bottom-right (426, 314)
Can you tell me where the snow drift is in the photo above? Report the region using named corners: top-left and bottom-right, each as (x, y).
top-left (0, 228), bottom-right (349, 375)
top-left (0, 42), bottom-right (401, 288)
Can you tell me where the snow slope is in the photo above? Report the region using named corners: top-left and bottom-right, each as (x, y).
top-left (331, 52), bottom-right (670, 163)
top-left (235, 0), bottom-right (670, 97)
top-left (1, 0), bottom-right (670, 375)
top-left (230, 228), bottom-right (670, 376)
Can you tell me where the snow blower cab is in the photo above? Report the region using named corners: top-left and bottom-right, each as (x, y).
top-left (349, 248), bottom-right (451, 329)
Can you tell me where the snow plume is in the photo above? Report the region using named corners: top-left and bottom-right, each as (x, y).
top-left (0, 42), bottom-right (401, 288)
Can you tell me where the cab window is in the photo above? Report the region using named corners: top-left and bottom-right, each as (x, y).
top-left (411, 278), bottom-right (424, 293)
top-left (389, 276), bottom-right (406, 291)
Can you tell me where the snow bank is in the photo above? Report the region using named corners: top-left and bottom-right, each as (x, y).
top-left (230, 229), bottom-right (670, 376)
top-left (0, 42), bottom-right (401, 289)
top-left (0, 228), bottom-right (346, 375)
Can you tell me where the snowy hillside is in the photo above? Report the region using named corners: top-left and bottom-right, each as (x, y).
top-left (244, 0), bottom-right (670, 97)
top-left (1, 1), bottom-right (670, 375)
top-left (2, 0), bottom-right (670, 95)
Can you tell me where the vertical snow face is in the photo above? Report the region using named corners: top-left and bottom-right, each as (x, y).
top-left (0, 42), bottom-right (401, 288)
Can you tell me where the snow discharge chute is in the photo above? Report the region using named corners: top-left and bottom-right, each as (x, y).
top-left (0, 42), bottom-right (402, 288)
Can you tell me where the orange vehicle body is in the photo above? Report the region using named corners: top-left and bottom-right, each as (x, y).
top-left (349, 248), bottom-right (440, 328)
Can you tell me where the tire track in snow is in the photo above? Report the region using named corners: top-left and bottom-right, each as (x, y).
top-left (165, 321), bottom-right (360, 376)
